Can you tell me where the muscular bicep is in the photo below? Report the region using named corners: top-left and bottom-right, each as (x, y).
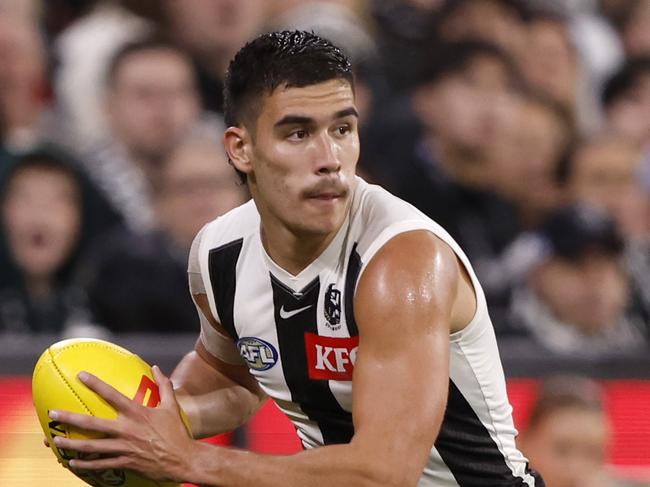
top-left (350, 230), bottom-right (457, 484)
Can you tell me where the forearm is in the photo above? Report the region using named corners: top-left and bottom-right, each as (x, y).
top-left (176, 386), bottom-right (265, 438)
top-left (171, 351), bottom-right (265, 438)
top-left (187, 441), bottom-right (406, 487)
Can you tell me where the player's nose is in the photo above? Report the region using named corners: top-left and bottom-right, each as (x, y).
top-left (312, 132), bottom-right (341, 174)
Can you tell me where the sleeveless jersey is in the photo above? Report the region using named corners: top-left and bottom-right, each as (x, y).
top-left (191, 177), bottom-right (540, 487)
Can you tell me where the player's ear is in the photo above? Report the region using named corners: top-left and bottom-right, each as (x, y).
top-left (224, 126), bottom-right (253, 176)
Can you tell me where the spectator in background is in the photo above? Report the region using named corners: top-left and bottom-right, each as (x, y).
top-left (478, 90), bottom-right (574, 320)
top-left (560, 135), bottom-right (650, 327)
top-left (153, 135), bottom-right (248, 250)
top-left (0, 147), bottom-right (119, 336)
top-left (520, 375), bottom-right (650, 487)
top-left (0, 12), bottom-right (50, 151)
top-left (602, 57), bottom-right (650, 152)
top-left (517, 8), bottom-right (586, 132)
top-left (84, 135), bottom-right (248, 334)
top-left (80, 37), bottom-right (205, 234)
top-left (370, 0), bottom-right (445, 92)
top-left (488, 89), bottom-right (574, 229)
top-left (563, 136), bottom-right (648, 242)
top-left (362, 39), bottom-right (523, 287)
top-left (433, 0), bottom-right (528, 60)
top-left (508, 204), bottom-right (647, 355)
top-left (53, 0), bottom-right (152, 145)
top-left (162, 0), bottom-right (268, 113)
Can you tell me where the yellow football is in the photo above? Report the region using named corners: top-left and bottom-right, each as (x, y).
top-left (32, 338), bottom-right (183, 487)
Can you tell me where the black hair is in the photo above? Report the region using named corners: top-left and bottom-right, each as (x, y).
top-left (539, 204), bottom-right (624, 260)
top-left (414, 39), bottom-right (522, 90)
top-left (0, 145), bottom-right (122, 286)
top-left (602, 56), bottom-right (650, 108)
top-left (0, 149), bottom-right (81, 205)
top-left (223, 30), bottom-right (354, 129)
top-left (223, 30), bottom-right (354, 183)
top-left (106, 35), bottom-right (191, 87)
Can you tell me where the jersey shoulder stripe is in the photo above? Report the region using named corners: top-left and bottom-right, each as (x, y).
top-left (208, 238), bottom-right (243, 341)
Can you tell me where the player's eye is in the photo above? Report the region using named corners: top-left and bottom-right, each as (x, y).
top-left (335, 124), bottom-right (351, 136)
top-left (288, 129), bottom-right (308, 140)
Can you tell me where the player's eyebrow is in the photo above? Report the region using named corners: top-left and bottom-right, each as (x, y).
top-left (274, 107), bottom-right (359, 129)
top-left (334, 107), bottom-right (359, 119)
top-left (274, 115), bottom-right (313, 128)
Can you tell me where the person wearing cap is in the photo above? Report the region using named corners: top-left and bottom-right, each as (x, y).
top-left (508, 204), bottom-right (648, 355)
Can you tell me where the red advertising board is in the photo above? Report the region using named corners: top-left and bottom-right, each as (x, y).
top-left (2, 377), bottom-right (649, 485)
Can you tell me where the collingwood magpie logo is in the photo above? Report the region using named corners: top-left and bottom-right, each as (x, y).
top-left (324, 283), bottom-right (342, 330)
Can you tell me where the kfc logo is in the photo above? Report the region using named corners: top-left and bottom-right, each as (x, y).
top-left (305, 333), bottom-right (359, 381)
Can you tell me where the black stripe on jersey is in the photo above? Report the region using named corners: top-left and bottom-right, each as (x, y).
top-left (343, 243), bottom-right (361, 337)
top-left (270, 274), bottom-right (354, 445)
top-left (435, 380), bottom-right (530, 487)
top-left (207, 238), bottom-right (243, 341)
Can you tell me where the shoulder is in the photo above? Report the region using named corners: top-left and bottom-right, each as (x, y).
top-left (351, 178), bottom-right (460, 267)
top-left (356, 229), bottom-right (478, 334)
top-left (353, 177), bottom-right (426, 227)
top-left (200, 199), bottom-right (258, 249)
top-left (357, 230), bottom-right (460, 307)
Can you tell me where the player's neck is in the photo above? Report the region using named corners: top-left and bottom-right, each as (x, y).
top-left (260, 222), bottom-right (343, 276)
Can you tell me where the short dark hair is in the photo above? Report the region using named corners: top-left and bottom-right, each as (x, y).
top-left (1, 147), bottom-right (81, 200)
top-left (106, 36), bottom-right (191, 87)
top-left (538, 204), bottom-right (624, 261)
top-left (602, 56), bottom-right (650, 108)
top-left (223, 30), bottom-right (354, 129)
top-left (415, 39), bottom-right (522, 90)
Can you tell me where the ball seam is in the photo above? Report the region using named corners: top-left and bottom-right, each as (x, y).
top-left (49, 347), bottom-right (94, 415)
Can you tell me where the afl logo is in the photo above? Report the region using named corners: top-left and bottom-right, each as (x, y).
top-left (237, 337), bottom-right (278, 371)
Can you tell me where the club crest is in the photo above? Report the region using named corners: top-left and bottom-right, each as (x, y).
top-left (324, 283), bottom-right (342, 330)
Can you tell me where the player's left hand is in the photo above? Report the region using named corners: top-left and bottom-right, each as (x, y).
top-left (48, 365), bottom-right (195, 483)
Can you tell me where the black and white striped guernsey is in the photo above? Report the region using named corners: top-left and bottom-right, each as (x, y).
top-left (190, 177), bottom-right (541, 486)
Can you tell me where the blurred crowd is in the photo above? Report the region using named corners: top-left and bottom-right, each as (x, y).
top-left (1, 0), bottom-right (650, 361)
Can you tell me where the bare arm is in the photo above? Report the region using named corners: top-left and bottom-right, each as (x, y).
top-left (172, 293), bottom-right (267, 438)
top-left (51, 231), bottom-right (463, 487)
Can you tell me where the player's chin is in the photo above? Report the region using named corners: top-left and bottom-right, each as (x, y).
top-left (298, 211), bottom-right (344, 236)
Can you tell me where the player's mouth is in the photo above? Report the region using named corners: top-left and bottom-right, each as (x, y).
top-left (308, 191), bottom-right (341, 200)
top-left (304, 190), bottom-right (347, 210)
top-left (303, 180), bottom-right (348, 201)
